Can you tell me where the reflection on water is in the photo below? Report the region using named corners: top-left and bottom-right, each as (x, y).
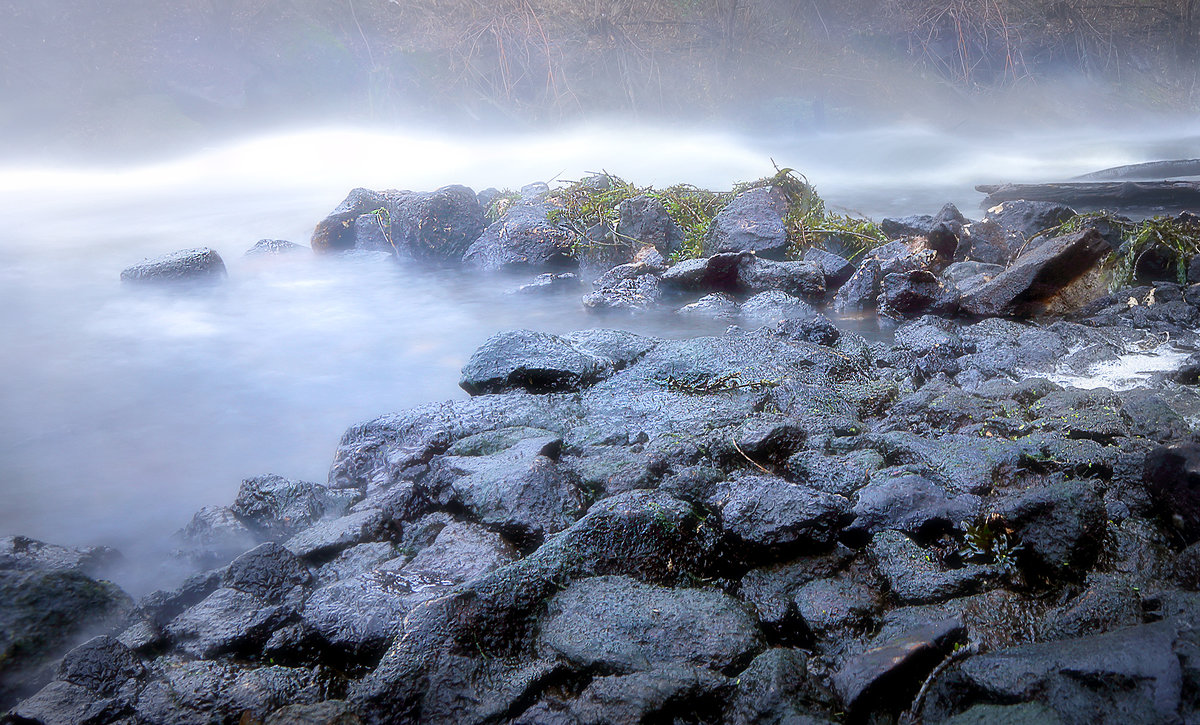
top-left (0, 121), bottom-right (1195, 593)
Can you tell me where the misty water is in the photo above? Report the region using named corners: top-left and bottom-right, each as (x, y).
top-left (1, 121), bottom-right (1197, 594)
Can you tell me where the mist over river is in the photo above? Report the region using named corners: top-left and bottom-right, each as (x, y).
top-left (1, 120), bottom-right (1197, 594)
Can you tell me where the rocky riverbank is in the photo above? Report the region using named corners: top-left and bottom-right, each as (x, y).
top-left (7, 177), bottom-right (1200, 724)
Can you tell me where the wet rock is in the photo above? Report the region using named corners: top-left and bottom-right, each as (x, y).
top-left (882, 203), bottom-right (968, 239)
top-left (845, 474), bottom-right (980, 543)
top-left (767, 310), bottom-right (841, 346)
top-left (727, 648), bottom-right (835, 724)
top-left (569, 665), bottom-right (732, 725)
top-left (1042, 573), bottom-right (1142, 640)
top-left (959, 201), bottom-right (1075, 264)
top-left (944, 261), bottom-right (1004, 294)
top-left (6, 680), bottom-right (129, 725)
top-left (310, 188), bottom-right (390, 252)
top-left (232, 475), bottom-right (351, 541)
top-left (1133, 242), bottom-right (1179, 283)
top-left (436, 435), bottom-right (584, 547)
top-left (676, 292), bottom-right (739, 319)
top-left (463, 202), bottom-right (575, 271)
top-left (735, 548), bottom-right (856, 639)
top-left (299, 570), bottom-right (420, 663)
top-left (536, 575), bottom-right (763, 673)
top-left (870, 530), bottom-right (997, 604)
top-left (707, 474), bottom-right (850, 561)
top-left (660, 252), bottom-right (747, 292)
top-left (832, 258), bottom-right (884, 312)
top-left (939, 702), bottom-right (1063, 724)
top-left (246, 238), bottom-right (304, 256)
top-left (923, 620), bottom-right (1183, 724)
top-left (173, 505), bottom-right (261, 569)
top-left (581, 262), bottom-right (663, 313)
top-left (793, 577), bottom-right (878, 636)
top-left (740, 290), bottom-right (819, 324)
top-left (315, 542), bottom-right (398, 586)
top-left (959, 229), bottom-right (1110, 317)
top-left (0, 536), bottom-right (120, 578)
top-left (804, 247), bottom-right (855, 289)
top-left (120, 247), bottom-right (227, 285)
top-left (314, 186), bottom-right (485, 260)
top-left (879, 269), bottom-right (959, 317)
top-left (616, 195), bottom-right (684, 257)
top-left (737, 257), bottom-right (826, 299)
top-left (391, 520), bottom-right (518, 585)
top-left (56, 635), bottom-right (145, 695)
top-left (460, 329), bottom-right (614, 395)
top-left (265, 700), bottom-right (363, 725)
top-left (224, 542), bottom-right (312, 601)
top-left (786, 450), bottom-right (881, 498)
top-left (163, 583), bottom-right (293, 659)
top-left (510, 272), bottom-right (584, 295)
top-left (1144, 443), bottom-right (1200, 544)
top-left (562, 329), bottom-right (659, 370)
top-left (283, 509), bottom-right (386, 560)
top-left (957, 318), bottom-right (1069, 383)
top-left (992, 479), bottom-right (1106, 578)
top-left (832, 616), bottom-right (966, 719)
top-left (706, 186), bottom-right (791, 259)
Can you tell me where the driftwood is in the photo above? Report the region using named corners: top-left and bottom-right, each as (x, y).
top-left (1072, 159), bottom-right (1200, 181)
top-left (976, 181), bottom-right (1200, 209)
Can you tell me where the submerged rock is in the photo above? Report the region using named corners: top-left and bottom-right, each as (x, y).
top-left (120, 247), bottom-right (227, 284)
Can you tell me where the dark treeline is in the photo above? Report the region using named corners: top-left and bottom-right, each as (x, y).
top-left (1, 0), bottom-right (1198, 154)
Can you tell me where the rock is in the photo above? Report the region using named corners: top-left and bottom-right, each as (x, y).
top-left (562, 329), bottom-right (659, 370)
top-left (164, 586), bottom-right (288, 658)
top-left (740, 290), bottom-right (819, 324)
top-left (803, 247), bottom-right (855, 288)
top-left (536, 575), bottom-right (763, 673)
top-left (793, 577), bottom-right (878, 635)
top-left (660, 252), bottom-right (747, 292)
top-left (958, 201), bottom-right (1075, 264)
top-left (266, 700), bottom-right (363, 725)
top-left (845, 474), bottom-right (980, 543)
top-left (766, 310), bottom-right (841, 346)
top-left (224, 542), bottom-right (312, 601)
top-left (939, 702), bottom-right (1064, 724)
top-left (831, 616), bottom-right (966, 718)
top-left (943, 261), bottom-right (1004, 293)
top-left (312, 186), bottom-right (485, 260)
top-left (437, 436), bottom-right (583, 548)
top-left (959, 229), bottom-right (1110, 317)
top-left (727, 648), bottom-right (835, 724)
top-left (299, 570), bottom-right (423, 663)
top-left (882, 203), bottom-right (968, 239)
top-left (231, 474), bottom-right (351, 541)
top-left (510, 273), bottom-right (584, 295)
top-left (991, 479), bottom-right (1106, 578)
top-left (870, 530), bottom-right (997, 604)
top-left (581, 262), bottom-right (663, 313)
top-left (706, 187), bottom-right (791, 259)
top-left (120, 247), bottom-right (227, 284)
top-left (55, 635), bottom-right (144, 697)
top-left (676, 292), bottom-right (739, 319)
top-left (459, 329), bottom-right (613, 395)
top-left (0, 565), bottom-right (132, 709)
top-left (463, 202), bottom-right (575, 271)
top-left (707, 475), bottom-right (850, 561)
top-left (283, 509), bottom-right (386, 560)
top-left (1189, 254), bottom-right (1200, 284)
top-left (832, 259), bottom-right (884, 312)
top-left (246, 239), bottom-right (304, 256)
top-left (569, 665), bottom-right (732, 725)
top-left (1042, 573), bottom-right (1143, 640)
top-left (1144, 443), bottom-right (1200, 544)
top-left (0, 536), bottom-right (120, 577)
top-left (787, 450), bottom-right (881, 498)
top-left (615, 195), bottom-right (683, 257)
top-left (7, 680), bottom-right (128, 725)
top-left (737, 257), bottom-right (826, 299)
top-left (173, 505), bottom-right (261, 568)
top-left (315, 542), bottom-right (398, 586)
top-left (879, 269), bottom-right (959, 317)
top-left (923, 620), bottom-right (1184, 724)
top-left (390, 520), bottom-right (518, 585)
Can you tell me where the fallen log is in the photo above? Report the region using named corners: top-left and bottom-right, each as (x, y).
top-left (1072, 159), bottom-right (1200, 181)
top-left (976, 180), bottom-right (1200, 209)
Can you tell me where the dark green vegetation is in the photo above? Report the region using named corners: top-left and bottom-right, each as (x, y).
top-left (1032, 211), bottom-right (1200, 288)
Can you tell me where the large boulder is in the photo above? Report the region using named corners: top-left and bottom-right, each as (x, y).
top-left (959, 228), bottom-right (1111, 317)
top-left (706, 187), bottom-right (791, 259)
top-left (615, 195), bottom-right (684, 257)
top-left (536, 575), bottom-right (763, 674)
top-left (707, 475), bottom-right (850, 561)
top-left (120, 247), bottom-right (227, 284)
top-left (737, 257), bottom-right (826, 299)
top-left (459, 329), bottom-right (615, 395)
top-left (312, 186), bottom-right (485, 260)
top-left (958, 201), bottom-right (1076, 264)
top-left (462, 202), bottom-right (575, 271)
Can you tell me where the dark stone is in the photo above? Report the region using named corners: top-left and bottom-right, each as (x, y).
top-left (6, 680), bottom-right (127, 725)
top-left (0, 536), bottom-right (120, 578)
top-left (266, 700), bottom-right (363, 725)
top-left (879, 269), bottom-right (959, 317)
top-left (315, 185), bottom-right (485, 260)
top-left (462, 202), bottom-right (575, 271)
top-left (536, 575), bottom-right (763, 673)
top-left (727, 648), bottom-right (835, 724)
top-left (163, 584), bottom-right (291, 658)
top-left (173, 505), bottom-right (261, 569)
top-left (767, 310), bottom-right (841, 346)
top-left (283, 509), bottom-right (386, 560)
top-left (581, 262), bottom-right (663, 313)
top-left (391, 520), bottom-right (518, 584)
top-left (707, 475), bottom-right (850, 561)
top-left (311, 188), bottom-right (389, 252)
top-left (869, 531), bottom-right (997, 604)
top-left (299, 571), bottom-right (422, 663)
top-left (1042, 573), bottom-right (1143, 640)
top-left (562, 329), bottom-right (659, 370)
top-left (939, 702), bottom-right (1063, 724)
top-left (804, 247), bottom-right (855, 288)
top-left (793, 577), bottom-right (878, 635)
top-left (1134, 243), bottom-right (1180, 283)
top-left (959, 229), bottom-right (1110, 317)
top-left (737, 257), bottom-right (826, 299)
top-left (1144, 443), bottom-right (1200, 544)
top-left (231, 475), bottom-right (350, 541)
top-left (56, 635), bottom-right (144, 696)
top-left (660, 252), bottom-right (747, 292)
top-left (740, 290), bottom-right (819, 324)
top-left (706, 187), bottom-right (791, 259)
top-left (943, 261), bottom-right (1004, 294)
top-left (845, 474), bottom-right (980, 543)
top-left (831, 616), bottom-right (966, 718)
top-left (459, 329), bottom-right (613, 395)
top-left (224, 542), bottom-right (312, 602)
top-left (1188, 253), bottom-right (1200, 284)
top-left (882, 203), bottom-right (968, 239)
top-left (120, 247), bottom-right (227, 284)
top-left (569, 665), bottom-right (732, 725)
top-left (832, 259), bottom-right (883, 312)
top-left (676, 292), bottom-right (739, 319)
top-left (246, 239), bottom-right (304, 256)
top-left (923, 621), bottom-right (1184, 724)
top-left (616, 195), bottom-right (684, 256)
top-left (992, 479), bottom-right (1106, 578)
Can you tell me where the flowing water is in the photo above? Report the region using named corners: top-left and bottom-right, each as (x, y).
top-left (1, 120), bottom-right (1196, 593)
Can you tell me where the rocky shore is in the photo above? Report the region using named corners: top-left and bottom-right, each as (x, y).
top-left (6, 176), bottom-right (1200, 724)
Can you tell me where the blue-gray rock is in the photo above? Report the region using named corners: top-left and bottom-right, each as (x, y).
top-left (581, 261), bottom-right (664, 313)
top-left (992, 479), bottom-right (1106, 577)
top-left (283, 509), bottom-right (386, 560)
top-left (459, 329), bottom-right (614, 395)
top-left (616, 195), bottom-right (684, 256)
top-left (959, 229), bottom-right (1109, 317)
top-left (707, 475), bottom-right (850, 560)
top-left (223, 542), bottom-right (311, 602)
top-left (869, 530), bottom-right (997, 604)
top-left (121, 247), bottom-right (227, 284)
top-left (164, 587), bottom-right (287, 658)
top-left (846, 474), bottom-right (980, 542)
top-left (660, 252), bottom-right (747, 291)
top-left (737, 257), bottom-right (826, 298)
top-left (706, 187), bottom-right (791, 259)
top-left (245, 238), bottom-right (304, 256)
top-left (462, 202), bottom-right (575, 271)
top-left (569, 665), bottom-right (732, 725)
top-left (804, 247), bottom-right (855, 288)
top-left (231, 474), bottom-right (352, 541)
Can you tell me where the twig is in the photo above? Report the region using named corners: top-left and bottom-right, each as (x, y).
top-left (731, 439), bottom-right (773, 475)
